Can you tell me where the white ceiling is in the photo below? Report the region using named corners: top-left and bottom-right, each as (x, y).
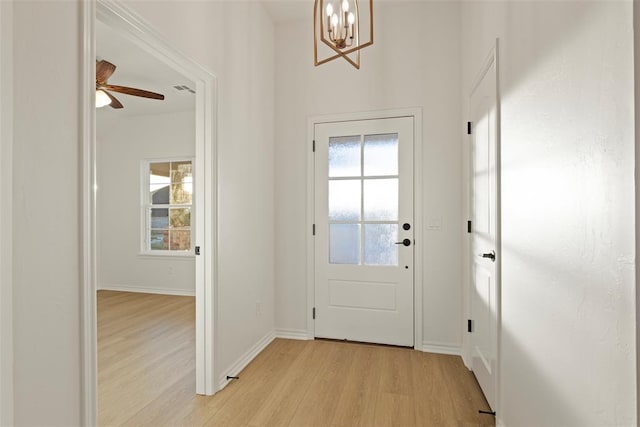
top-left (96, 19), bottom-right (195, 118)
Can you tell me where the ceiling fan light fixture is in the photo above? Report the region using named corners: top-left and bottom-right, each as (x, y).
top-left (95, 89), bottom-right (112, 108)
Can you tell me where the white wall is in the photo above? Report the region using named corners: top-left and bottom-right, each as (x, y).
top-left (0, 0), bottom-right (13, 424)
top-left (273, 1), bottom-right (463, 351)
top-left (12, 1), bottom-right (83, 425)
top-left (635, 2), bottom-right (640, 422)
top-left (121, 0), bottom-right (276, 385)
top-left (97, 111), bottom-right (196, 295)
top-left (462, 1), bottom-right (636, 425)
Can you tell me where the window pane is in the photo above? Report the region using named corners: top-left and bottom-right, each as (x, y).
top-left (363, 178), bottom-right (398, 220)
top-left (171, 161), bottom-right (192, 182)
top-left (364, 224), bottom-right (398, 266)
top-left (170, 230), bottom-right (191, 251)
top-left (170, 208), bottom-right (190, 228)
top-left (150, 230), bottom-right (169, 250)
top-left (150, 162), bottom-right (170, 184)
top-left (329, 224), bottom-right (360, 264)
top-left (364, 133), bottom-right (398, 176)
top-left (329, 180), bottom-right (361, 221)
top-left (150, 184), bottom-right (170, 205)
top-left (150, 208), bottom-right (169, 229)
top-left (171, 182), bottom-right (192, 204)
top-left (329, 136), bottom-right (361, 177)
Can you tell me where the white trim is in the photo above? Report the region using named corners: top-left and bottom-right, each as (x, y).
top-left (275, 329), bottom-right (312, 340)
top-left (80, 1), bottom-right (98, 425)
top-left (217, 330), bottom-right (276, 391)
top-left (0, 1), bottom-right (14, 425)
top-left (137, 253), bottom-right (195, 260)
top-left (81, 6), bottom-right (219, 425)
top-left (306, 107), bottom-right (424, 348)
top-left (422, 341), bottom-right (462, 356)
top-left (97, 284), bottom-right (195, 297)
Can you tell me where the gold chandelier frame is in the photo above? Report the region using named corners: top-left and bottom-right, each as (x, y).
top-left (313, 0), bottom-right (374, 69)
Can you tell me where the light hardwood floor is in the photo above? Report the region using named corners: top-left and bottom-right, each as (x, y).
top-left (98, 291), bottom-right (495, 426)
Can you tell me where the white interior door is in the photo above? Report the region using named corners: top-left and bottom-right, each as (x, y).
top-left (469, 51), bottom-right (500, 410)
top-left (314, 117), bottom-right (414, 347)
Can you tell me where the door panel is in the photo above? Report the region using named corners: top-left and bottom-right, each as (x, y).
top-left (470, 51), bottom-right (499, 410)
top-left (314, 117), bottom-right (414, 347)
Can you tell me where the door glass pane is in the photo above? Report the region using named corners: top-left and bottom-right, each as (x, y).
top-left (364, 224), bottom-right (398, 265)
top-left (329, 224), bottom-right (360, 264)
top-left (329, 180), bottom-right (361, 221)
top-left (329, 136), bottom-right (361, 177)
top-left (364, 133), bottom-right (398, 176)
top-left (363, 178), bottom-right (398, 220)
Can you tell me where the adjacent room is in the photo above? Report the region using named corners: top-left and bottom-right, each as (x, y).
top-left (0, 0), bottom-right (636, 426)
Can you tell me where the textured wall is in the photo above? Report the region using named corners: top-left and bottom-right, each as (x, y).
top-left (12, 1), bottom-right (83, 424)
top-left (462, 1), bottom-right (636, 425)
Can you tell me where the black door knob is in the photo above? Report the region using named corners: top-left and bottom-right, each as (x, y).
top-left (395, 238), bottom-right (411, 247)
top-left (403, 223), bottom-right (411, 230)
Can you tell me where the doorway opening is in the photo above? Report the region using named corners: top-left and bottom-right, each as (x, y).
top-left (81, 0), bottom-right (218, 423)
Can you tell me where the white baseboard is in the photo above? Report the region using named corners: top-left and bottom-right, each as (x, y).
top-left (98, 283), bottom-right (195, 297)
top-left (274, 328), bottom-right (312, 340)
top-left (217, 330), bottom-right (276, 391)
top-left (422, 341), bottom-right (462, 356)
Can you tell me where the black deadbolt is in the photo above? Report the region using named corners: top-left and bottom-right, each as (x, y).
top-left (403, 223), bottom-right (411, 231)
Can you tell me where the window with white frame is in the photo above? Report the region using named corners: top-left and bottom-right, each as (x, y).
top-left (142, 159), bottom-right (194, 254)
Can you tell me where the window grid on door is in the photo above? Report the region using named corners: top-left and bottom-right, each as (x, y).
top-left (327, 133), bottom-right (399, 266)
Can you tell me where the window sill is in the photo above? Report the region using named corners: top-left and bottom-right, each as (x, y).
top-left (138, 252), bottom-right (195, 260)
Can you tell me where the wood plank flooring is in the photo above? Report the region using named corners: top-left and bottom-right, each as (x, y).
top-left (98, 291), bottom-right (494, 426)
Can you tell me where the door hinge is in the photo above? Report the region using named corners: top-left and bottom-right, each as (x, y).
top-left (312, 307), bottom-right (316, 319)
top-left (312, 140), bottom-right (316, 152)
top-left (467, 319), bottom-right (473, 333)
top-left (312, 224), bottom-right (316, 236)
top-left (467, 220), bottom-right (472, 233)
top-left (467, 121), bottom-right (472, 135)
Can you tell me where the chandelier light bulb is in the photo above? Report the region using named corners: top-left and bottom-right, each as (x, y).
top-left (326, 3), bottom-right (333, 17)
top-left (341, 0), bottom-right (349, 12)
top-left (331, 13), bottom-right (339, 27)
top-left (348, 12), bottom-right (355, 24)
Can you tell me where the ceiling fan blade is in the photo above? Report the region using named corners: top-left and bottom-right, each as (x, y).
top-left (102, 84), bottom-right (165, 100)
top-left (96, 60), bottom-right (116, 84)
top-left (104, 90), bottom-right (124, 109)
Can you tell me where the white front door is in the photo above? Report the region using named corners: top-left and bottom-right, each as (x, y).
top-left (314, 117), bottom-right (414, 347)
top-left (469, 50), bottom-right (500, 410)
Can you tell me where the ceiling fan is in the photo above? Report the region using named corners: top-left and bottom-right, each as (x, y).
top-left (96, 59), bottom-right (165, 109)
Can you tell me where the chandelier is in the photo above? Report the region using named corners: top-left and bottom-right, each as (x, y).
top-left (314, 0), bottom-right (373, 69)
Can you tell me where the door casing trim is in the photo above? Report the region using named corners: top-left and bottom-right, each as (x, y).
top-left (306, 108), bottom-right (423, 348)
top-left (81, 1), bottom-right (219, 424)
